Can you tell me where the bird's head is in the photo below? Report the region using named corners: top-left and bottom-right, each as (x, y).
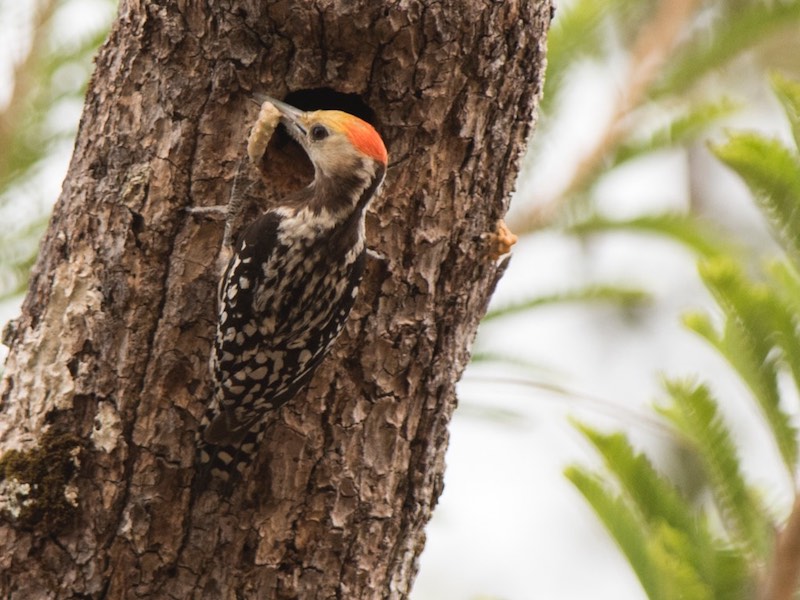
top-left (258, 95), bottom-right (388, 182)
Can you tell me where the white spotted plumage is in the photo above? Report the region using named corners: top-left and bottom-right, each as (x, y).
top-left (196, 96), bottom-right (388, 483)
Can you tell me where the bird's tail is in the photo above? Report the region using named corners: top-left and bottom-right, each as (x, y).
top-left (192, 407), bottom-right (269, 495)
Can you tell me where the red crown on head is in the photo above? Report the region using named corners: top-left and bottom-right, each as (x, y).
top-left (324, 111), bottom-right (388, 165)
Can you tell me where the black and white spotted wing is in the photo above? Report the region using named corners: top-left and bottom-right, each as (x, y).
top-left (199, 206), bottom-right (366, 476)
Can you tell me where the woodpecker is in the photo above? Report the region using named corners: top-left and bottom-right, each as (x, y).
top-left (198, 96), bottom-right (388, 480)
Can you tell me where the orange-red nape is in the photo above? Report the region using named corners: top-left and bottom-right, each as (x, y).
top-left (320, 111), bottom-right (388, 165)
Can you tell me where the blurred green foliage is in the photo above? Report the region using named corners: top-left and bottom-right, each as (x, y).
top-left (0, 0), bottom-right (113, 300)
top-left (476, 0), bottom-right (800, 597)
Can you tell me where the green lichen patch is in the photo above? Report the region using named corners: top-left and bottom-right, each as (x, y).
top-left (0, 431), bottom-right (84, 532)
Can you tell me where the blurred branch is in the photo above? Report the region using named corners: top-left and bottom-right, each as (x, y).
top-left (0, 0), bottom-right (114, 301)
top-left (483, 284), bottom-right (649, 322)
top-left (569, 212), bottom-right (736, 258)
top-left (759, 494), bottom-right (800, 600)
top-left (0, 0), bottom-right (57, 185)
top-left (512, 0), bottom-right (700, 234)
top-left (462, 374), bottom-right (673, 436)
top-left (657, 2), bottom-right (800, 98)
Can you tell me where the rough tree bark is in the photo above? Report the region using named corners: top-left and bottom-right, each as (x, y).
top-left (0, 1), bottom-right (551, 598)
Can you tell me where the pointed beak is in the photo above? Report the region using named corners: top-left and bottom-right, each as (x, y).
top-left (254, 93), bottom-right (307, 137)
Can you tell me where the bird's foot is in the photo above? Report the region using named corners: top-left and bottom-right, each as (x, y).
top-left (185, 205), bottom-right (228, 219)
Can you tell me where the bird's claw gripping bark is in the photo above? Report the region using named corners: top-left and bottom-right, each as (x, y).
top-left (482, 219), bottom-right (518, 260)
top-left (247, 101), bottom-right (282, 165)
top-left (193, 103), bottom-right (283, 276)
top-left (184, 205), bottom-right (228, 218)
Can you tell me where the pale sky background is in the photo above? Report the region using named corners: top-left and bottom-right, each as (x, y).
top-left (1, 2), bottom-right (797, 599)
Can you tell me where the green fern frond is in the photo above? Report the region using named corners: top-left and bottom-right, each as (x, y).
top-left (758, 261), bottom-right (800, 421)
top-left (570, 415), bottom-right (760, 597)
top-left (567, 461), bottom-right (727, 600)
top-left (543, 0), bottom-right (607, 106)
top-left (542, 0), bottom-right (655, 114)
top-left (482, 285), bottom-right (650, 322)
top-left (647, 523), bottom-right (713, 600)
top-left (468, 351), bottom-right (550, 372)
top-left (570, 212), bottom-right (734, 258)
top-left (711, 133), bottom-right (800, 269)
top-left (453, 403), bottom-right (526, 426)
top-left (613, 100), bottom-right (738, 168)
top-left (771, 72), bottom-right (800, 152)
top-left (656, 1), bottom-right (800, 97)
top-left (682, 311), bottom-right (721, 348)
top-left (573, 422), bottom-right (754, 595)
top-left (696, 258), bottom-right (798, 474)
top-left (767, 260), bottom-right (800, 316)
top-left (2, 23), bottom-right (109, 187)
top-left (574, 423), bottom-right (697, 533)
top-left (659, 379), bottom-right (772, 559)
top-left (565, 467), bottom-right (666, 599)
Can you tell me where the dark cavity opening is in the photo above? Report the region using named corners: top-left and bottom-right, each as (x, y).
top-left (283, 88), bottom-right (379, 128)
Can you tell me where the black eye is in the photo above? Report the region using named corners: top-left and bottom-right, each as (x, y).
top-left (310, 124), bottom-right (329, 141)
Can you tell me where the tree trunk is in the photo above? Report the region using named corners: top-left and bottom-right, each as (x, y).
top-left (0, 1), bottom-right (551, 597)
